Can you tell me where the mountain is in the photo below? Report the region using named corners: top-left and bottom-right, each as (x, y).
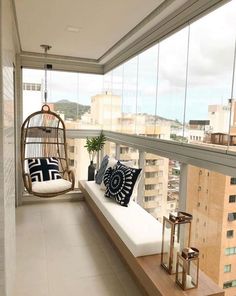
top-left (53, 100), bottom-right (90, 120)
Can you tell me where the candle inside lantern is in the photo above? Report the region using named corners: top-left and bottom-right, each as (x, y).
top-left (186, 274), bottom-right (194, 289)
top-left (172, 242), bottom-right (180, 273)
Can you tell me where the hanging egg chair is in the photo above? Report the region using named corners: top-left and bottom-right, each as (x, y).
top-left (21, 45), bottom-right (75, 197)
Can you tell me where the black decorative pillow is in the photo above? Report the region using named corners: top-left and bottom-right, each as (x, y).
top-left (95, 155), bottom-right (109, 185)
top-left (28, 157), bottom-right (62, 182)
top-left (104, 163), bottom-right (142, 207)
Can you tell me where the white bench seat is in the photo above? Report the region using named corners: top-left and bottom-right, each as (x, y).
top-left (84, 181), bottom-right (163, 257)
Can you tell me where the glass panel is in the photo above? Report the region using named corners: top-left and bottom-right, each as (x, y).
top-left (23, 69), bottom-right (44, 119)
top-left (111, 65), bottom-right (123, 132)
top-left (177, 256), bottom-right (184, 286)
top-left (121, 56), bottom-right (138, 134)
top-left (136, 45), bottom-right (159, 137)
top-left (162, 218), bottom-right (172, 270)
top-left (188, 259), bottom-right (198, 288)
top-left (186, 1), bottom-right (236, 150)
top-left (67, 137), bottom-right (91, 185)
top-left (157, 27), bottom-right (189, 142)
top-left (144, 154), bottom-right (169, 220)
top-left (23, 69), bottom-right (103, 130)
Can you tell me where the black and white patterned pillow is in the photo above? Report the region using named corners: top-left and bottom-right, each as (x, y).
top-left (28, 157), bottom-right (62, 182)
top-left (95, 155), bottom-right (109, 185)
top-left (104, 163), bottom-right (141, 207)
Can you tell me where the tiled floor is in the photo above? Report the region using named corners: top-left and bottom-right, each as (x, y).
top-left (14, 200), bottom-right (144, 296)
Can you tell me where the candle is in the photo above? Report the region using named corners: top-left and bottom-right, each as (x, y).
top-left (186, 274), bottom-right (194, 289)
top-left (172, 242), bottom-right (180, 273)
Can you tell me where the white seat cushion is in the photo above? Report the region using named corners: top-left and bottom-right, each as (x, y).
top-left (85, 181), bottom-right (163, 257)
top-left (32, 179), bottom-right (72, 194)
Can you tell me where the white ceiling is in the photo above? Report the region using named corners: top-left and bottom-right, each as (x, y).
top-left (15, 0), bottom-right (222, 72)
top-left (14, 0), bottom-right (172, 60)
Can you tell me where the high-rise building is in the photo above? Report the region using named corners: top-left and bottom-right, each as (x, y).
top-left (187, 165), bottom-right (236, 296)
top-left (186, 101), bottom-right (236, 295)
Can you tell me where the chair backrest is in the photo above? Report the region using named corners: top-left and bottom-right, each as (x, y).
top-left (21, 104), bottom-right (69, 176)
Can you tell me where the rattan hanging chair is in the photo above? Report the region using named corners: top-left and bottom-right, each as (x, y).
top-left (21, 104), bottom-right (75, 198)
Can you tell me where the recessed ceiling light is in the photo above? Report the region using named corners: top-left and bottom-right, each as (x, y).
top-left (66, 26), bottom-right (81, 33)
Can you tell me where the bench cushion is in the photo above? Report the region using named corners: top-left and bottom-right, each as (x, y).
top-left (84, 181), bottom-right (163, 257)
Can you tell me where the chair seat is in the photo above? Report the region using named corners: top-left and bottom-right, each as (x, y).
top-left (32, 179), bottom-right (72, 194)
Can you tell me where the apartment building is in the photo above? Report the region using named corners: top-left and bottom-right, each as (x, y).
top-left (187, 166), bottom-right (236, 296)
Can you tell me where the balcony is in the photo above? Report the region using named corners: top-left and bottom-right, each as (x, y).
top-left (2, 0), bottom-right (236, 295)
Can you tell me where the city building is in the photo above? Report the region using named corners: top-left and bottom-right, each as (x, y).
top-left (187, 166), bottom-right (236, 296)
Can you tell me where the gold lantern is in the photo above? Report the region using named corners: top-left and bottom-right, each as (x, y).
top-left (161, 211), bottom-right (192, 274)
top-left (176, 247), bottom-right (199, 290)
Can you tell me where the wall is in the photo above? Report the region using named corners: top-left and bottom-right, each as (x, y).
top-left (0, 0), bottom-right (19, 294)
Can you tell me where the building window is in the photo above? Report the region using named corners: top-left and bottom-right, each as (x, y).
top-left (120, 147), bottom-right (129, 154)
top-left (225, 247), bottom-right (236, 255)
top-left (69, 159), bottom-right (74, 166)
top-left (23, 82), bottom-right (41, 91)
top-left (223, 280), bottom-right (236, 289)
top-left (228, 213), bottom-right (236, 221)
top-left (146, 159), bottom-right (158, 166)
top-left (230, 178), bottom-right (236, 185)
top-left (69, 146), bottom-right (75, 153)
top-left (224, 264), bottom-right (231, 273)
top-left (145, 196), bottom-right (156, 202)
top-left (145, 184), bottom-right (156, 190)
top-left (227, 230), bottom-right (234, 238)
top-left (229, 195), bottom-right (236, 203)
top-left (145, 172), bottom-right (157, 178)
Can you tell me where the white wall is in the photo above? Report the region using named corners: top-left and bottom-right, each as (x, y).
top-left (0, 0), bottom-right (19, 294)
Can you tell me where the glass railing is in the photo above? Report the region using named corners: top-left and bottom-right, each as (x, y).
top-left (20, 125), bottom-right (236, 294)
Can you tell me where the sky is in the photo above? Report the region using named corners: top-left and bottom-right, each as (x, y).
top-left (23, 0), bottom-right (236, 123)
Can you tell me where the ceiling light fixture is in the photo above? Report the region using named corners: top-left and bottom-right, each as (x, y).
top-left (67, 26), bottom-right (80, 33)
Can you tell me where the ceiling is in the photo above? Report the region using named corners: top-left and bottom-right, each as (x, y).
top-left (14, 0), bottom-right (186, 60)
top-left (14, 0), bottom-right (226, 73)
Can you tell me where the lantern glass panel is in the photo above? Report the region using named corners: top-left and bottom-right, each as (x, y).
top-left (162, 218), bottom-right (172, 270)
top-left (188, 260), bottom-right (198, 288)
top-left (176, 255), bottom-right (184, 286)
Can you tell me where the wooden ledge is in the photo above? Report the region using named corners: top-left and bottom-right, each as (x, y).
top-left (79, 181), bottom-right (224, 296)
top-left (137, 255), bottom-right (224, 296)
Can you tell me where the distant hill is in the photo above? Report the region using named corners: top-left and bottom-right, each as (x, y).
top-left (53, 100), bottom-right (90, 120)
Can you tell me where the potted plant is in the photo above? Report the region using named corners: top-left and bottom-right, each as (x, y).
top-left (84, 131), bottom-right (106, 180)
